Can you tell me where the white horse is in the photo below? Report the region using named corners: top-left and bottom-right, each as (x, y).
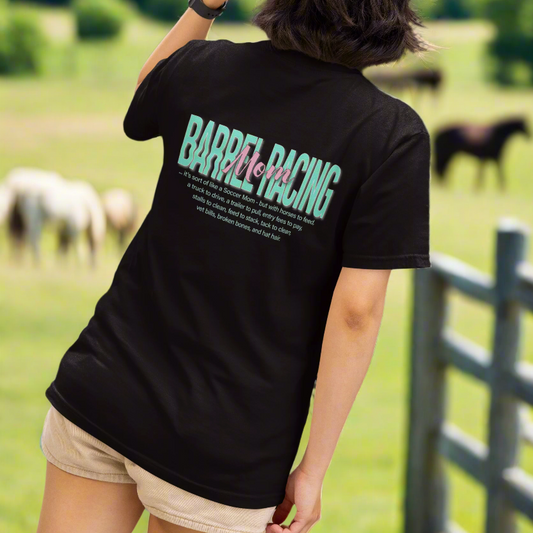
top-left (101, 188), bottom-right (137, 250)
top-left (5, 168), bottom-right (66, 261)
top-left (5, 168), bottom-right (106, 266)
top-left (46, 180), bottom-right (107, 267)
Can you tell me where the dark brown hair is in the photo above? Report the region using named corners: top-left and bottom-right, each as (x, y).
top-left (250, 0), bottom-right (429, 70)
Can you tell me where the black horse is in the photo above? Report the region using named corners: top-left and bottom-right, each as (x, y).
top-left (433, 118), bottom-right (529, 191)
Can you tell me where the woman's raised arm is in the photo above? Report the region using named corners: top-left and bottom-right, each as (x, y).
top-left (135, 0), bottom-right (227, 90)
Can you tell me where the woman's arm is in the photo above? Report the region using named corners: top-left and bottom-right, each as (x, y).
top-left (135, 0), bottom-right (227, 90)
top-left (268, 267), bottom-right (391, 533)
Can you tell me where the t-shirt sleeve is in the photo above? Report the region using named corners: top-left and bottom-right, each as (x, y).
top-left (123, 40), bottom-right (198, 141)
top-left (341, 130), bottom-right (431, 270)
top-left (123, 56), bottom-right (170, 141)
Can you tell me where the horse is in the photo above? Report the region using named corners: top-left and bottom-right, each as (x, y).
top-left (5, 168), bottom-right (106, 266)
top-left (411, 68), bottom-right (443, 94)
top-left (101, 188), bottom-right (137, 250)
top-left (367, 67), bottom-right (444, 104)
top-left (49, 180), bottom-right (107, 267)
top-left (433, 118), bottom-right (529, 191)
top-left (5, 168), bottom-right (67, 261)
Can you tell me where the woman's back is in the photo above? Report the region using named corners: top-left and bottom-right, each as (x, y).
top-left (46, 37), bottom-right (430, 509)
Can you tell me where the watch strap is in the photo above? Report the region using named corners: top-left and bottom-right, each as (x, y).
top-left (188, 0), bottom-right (228, 19)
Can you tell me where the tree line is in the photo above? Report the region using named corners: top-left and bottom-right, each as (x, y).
top-left (3, 0), bottom-right (533, 84)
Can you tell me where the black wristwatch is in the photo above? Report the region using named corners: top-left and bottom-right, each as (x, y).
top-left (188, 0), bottom-right (228, 19)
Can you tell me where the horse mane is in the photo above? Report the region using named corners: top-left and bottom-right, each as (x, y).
top-left (494, 117), bottom-right (527, 135)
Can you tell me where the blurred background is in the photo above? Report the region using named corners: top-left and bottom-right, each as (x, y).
top-left (1, 0), bottom-right (533, 531)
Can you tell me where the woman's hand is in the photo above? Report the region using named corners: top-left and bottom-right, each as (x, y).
top-left (266, 464), bottom-right (323, 533)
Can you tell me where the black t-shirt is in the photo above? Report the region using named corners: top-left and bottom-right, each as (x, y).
top-left (46, 38), bottom-right (431, 509)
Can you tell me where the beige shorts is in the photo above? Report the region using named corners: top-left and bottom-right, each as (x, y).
top-left (40, 405), bottom-right (277, 533)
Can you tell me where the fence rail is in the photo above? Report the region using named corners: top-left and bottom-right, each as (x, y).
top-left (404, 218), bottom-right (533, 533)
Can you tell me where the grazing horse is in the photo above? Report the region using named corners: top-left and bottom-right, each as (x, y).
top-left (5, 168), bottom-right (106, 266)
top-left (5, 168), bottom-right (66, 261)
top-left (411, 69), bottom-right (443, 94)
top-left (433, 118), bottom-right (529, 191)
top-left (49, 180), bottom-right (107, 267)
top-left (367, 67), bottom-right (444, 102)
top-left (101, 188), bottom-right (137, 250)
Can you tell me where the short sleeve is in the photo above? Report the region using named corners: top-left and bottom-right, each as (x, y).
top-left (341, 130), bottom-right (431, 270)
top-left (123, 39), bottom-right (200, 141)
top-left (123, 55), bottom-right (171, 141)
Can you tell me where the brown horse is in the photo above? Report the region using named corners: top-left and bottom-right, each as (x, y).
top-left (433, 118), bottom-right (529, 191)
top-left (101, 188), bottom-right (138, 250)
top-left (367, 67), bottom-right (443, 102)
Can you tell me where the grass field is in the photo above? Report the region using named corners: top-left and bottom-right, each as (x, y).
top-left (1, 6), bottom-right (533, 533)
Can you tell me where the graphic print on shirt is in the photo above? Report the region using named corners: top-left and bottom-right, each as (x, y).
top-left (177, 113), bottom-right (342, 242)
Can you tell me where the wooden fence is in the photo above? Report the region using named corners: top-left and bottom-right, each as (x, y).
top-left (404, 218), bottom-right (533, 533)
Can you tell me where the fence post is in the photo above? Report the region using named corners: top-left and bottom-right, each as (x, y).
top-left (405, 267), bottom-right (448, 533)
top-left (485, 219), bottom-right (529, 533)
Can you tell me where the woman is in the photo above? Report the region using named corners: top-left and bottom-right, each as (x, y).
top-left (37, 0), bottom-right (431, 530)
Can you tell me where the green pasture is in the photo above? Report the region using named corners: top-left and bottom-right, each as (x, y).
top-left (1, 6), bottom-right (533, 533)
